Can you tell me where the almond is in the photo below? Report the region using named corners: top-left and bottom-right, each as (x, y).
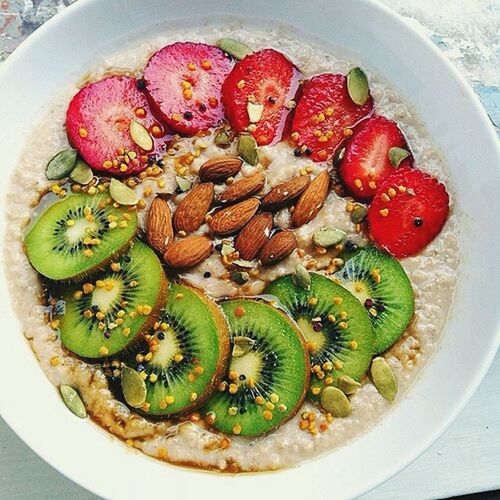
top-left (292, 170), bottom-right (330, 227)
top-left (163, 235), bottom-right (213, 268)
top-left (173, 182), bottom-right (214, 233)
top-left (262, 175), bottom-right (310, 210)
top-left (260, 230), bottom-right (297, 265)
top-left (235, 212), bottom-right (273, 260)
top-left (146, 196), bottom-right (174, 254)
top-left (198, 156), bottom-right (242, 183)
top-left (209, 198), bottom-right (260, 235)
top-left (220, 172), bottom-right (266, 204)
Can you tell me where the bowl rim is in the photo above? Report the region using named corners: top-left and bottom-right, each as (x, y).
top-left (0, 0), bottom-right (499, 498)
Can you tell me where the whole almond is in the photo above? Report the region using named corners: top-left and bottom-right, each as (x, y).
top-left (220, 172), bottom-right (266, 204)
top-left (163, 235), bottom-right (213, 268)
top-left (199, 156), bottom-right (242, 183)
top-left (209, 198), bottom-right (260, 235)
top-left (292, 170), bottom-right (330, 227)
top-left (260, 230), bottom-right (297, 265)
top-left (262, 175), bottom-right (310, 210)
top-left (235, 212), bottom-right (273, 260)
top-left (173, 182), bottom-right (214, 233)
top-left (146, 197), bottom-right (174, 254)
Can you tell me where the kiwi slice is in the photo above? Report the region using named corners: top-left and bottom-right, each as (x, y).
top-left (57, 240), bottom-right (167, 358)
top-left (25, 192), bottom-right (137, 280)
top-left (334, 246), bottom-right (414, 354)
top-left (124, 283), bottom-right (230, 416)
top-left (203, 299), bottom-right (310, 437)
top-left (265, 272), bottom-right (374, 399)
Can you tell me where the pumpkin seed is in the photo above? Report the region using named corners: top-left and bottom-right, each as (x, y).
top-left (233, 258), bottom-right (255, 268)
top-left (46, 149), bottom-right (78, 180)
top-left (371, 357), bottom-right (397, 402)
top-left (350, 204), bottom-right (368, 224)
top-left (121, 366), bottom-right (147, 408)
top-left (216, 38), bottom-right (253, 60)
top-left (388, 147), bottom-right (410, 168)
top-left (232, 336), bottom-right (255, 357)
top-left (109, 178), bottom-right (139, 206)
top-left (175, 176), bottom-right (192, 192)
top-left (337, 375), bottom-right (361, 395)
top-left (320, 386), bottom-right (351, 417)
top-left (214, 130), bottom-right (231, 148)
top-left (221, 243), bottom-right (236, 256)
top-left (238, 133), bottom-right (259, 166)
top-left (292, 264), bottom-right (311, 291)
top-left (247, 101), bottom-right (264, 123)
top-left (60, 385), bottom-right (87, 418)
top-left (69, 158), bottom-right (93, 185)
top-left (347, 67), bottom-right (369, 106)
top-left (129, 120), bottom-right (154, 151)
top-left (231, 271), bottom-right (249, 284)
top-left (313, 227), bottom-right (346, 248)
top-left (332, 147), bottom-right (345, 166)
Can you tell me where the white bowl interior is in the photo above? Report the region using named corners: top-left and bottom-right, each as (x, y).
top-left (0, 0), bottom-right (499, 498)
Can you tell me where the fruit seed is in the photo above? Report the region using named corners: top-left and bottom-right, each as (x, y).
top-left (231, 271), bottom-right (250, 285)
top-left (232, 336), bottom-right (255, 358)
top-left (214, 130), bottom-right (231, 148)
top-left (350, 204), bottom-right (368, 224)
top-left (292, 264), bottom-right (311, 291)
top-left (347, 67), bottom-right (369, 106)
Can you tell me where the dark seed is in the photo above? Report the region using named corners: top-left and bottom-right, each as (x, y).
top-left (157, 332), bottom-right (165, 341)
top-left (123, 255), bottom-right (132, 263)
top-left (136, 364), bottom-right (145, 372)
top-left (312, 322), bottom-right (323, 332)
top-left (215, 244), bottom-right (222, 252)
top-left (239, 407), bottom-right (247, 414)
top-left (344, 240), bottom-right (358, 252)
top-left (175, 187), bottom-right (183, 194)
top-left (136, 78), bottom-right (146, 90)
top-left (183, 111), bottom-right (193, 120)
top-left (156, 159), bottom-right (165, 168)
top-left (377, 303), bottom-right (386, 312)
top-left (91, 305), bottom-right (99, 313)
top-left (293, 148), bottom-right (301, 157)
top-left (364, 298), bottom-right (374, 309)
top-left (268, 96), bottom-right (277, 104)
top-left (304, 148), bottom-right (313, 156)
top-left (198, 103), bottom-right (207, 112)
top-left (104, 331), bottom-right (111, 339)
top-left (147, 153), bottom-right (158, 164)
top-left (239, 374), bottom-right (246, 381)
top-left (204, 271), bottom-right (211, 278)
top-left (414, 217), bottom-right (423, 227)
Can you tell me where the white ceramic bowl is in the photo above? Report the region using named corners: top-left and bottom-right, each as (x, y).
top-left (0, 0), bottom-right (499, 498)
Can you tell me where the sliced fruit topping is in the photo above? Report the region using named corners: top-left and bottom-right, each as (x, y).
top-left (222, 49), bottom-right (301, 146)
top-left (338, 115), bottom-right (412, 201)
top-left (57, 240), bottom-right (167, 358)
top-left (24, 193), bottom-right (138, 280)
top-left (367, 167), bottom-right (450, 258)
top-left (203, 299), bottom-right (309, 437)
top-left (265, 272), bottom-right (374, 400)
top-left (125, 283), bottom-right (230, 416)
top-left (144, 42), bottom-right (234, 135)
top-left (66, 75), bottom-right (167, 176)
top-left (291, 73), bottom-right (373, 162)
top-left (334, 246), bottom-right (414, 354)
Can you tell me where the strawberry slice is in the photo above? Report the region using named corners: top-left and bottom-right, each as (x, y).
top-left (338, 115), bottom-right (413, 201)
top-left (144, 42), bottom-right (234, 135)
top-left (66, 75), bottom-right (169, 176)
top-left (222, 49), bottom-right (301, 146)
top-left (291, 73), bottom-right (373, 162)
top-left (368, 167), bottom-right (450, 258)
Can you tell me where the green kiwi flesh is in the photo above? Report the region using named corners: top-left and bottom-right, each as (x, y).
top-left (265, 272), bottom-right (374, 399)
top-left (203, 299), bottom-right (310, 437)
top-left (57, 240), bottom-right (167, 358)
top-left (125, 283), bottom-right (230, 416)
top-left (25, 192), bottom-right (137, 280)
top-left (334, 246), bottom-right (414, 353)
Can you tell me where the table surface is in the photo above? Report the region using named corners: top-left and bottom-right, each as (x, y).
top-left (1, 0), bottom-right (499, 498)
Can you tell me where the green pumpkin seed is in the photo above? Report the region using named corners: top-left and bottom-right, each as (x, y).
top-left (231, 271), bottom-right (249, 284)
top-left (371, 357), bottom-right (397, 402)
top-left (332, 147), bottom-right (345, 166)
top-left (320, 386), bottom-right (351, 417)
top-left (109, 178), bottom-right (139, 206)
top-left (350, 204), bottom-right (368, 224)
top-left (337, 375), bottom-right (361, 395)
top-left (46, 149), bottom-right (78, 180)
top-left (233, 258), bottom-right (255, 268)
top-left (69, 158), bottom-right (94, 185)
top-left (292, 264), bottom-right (311, 291)
top-left (347, 67), bottom-right (369, 106)
top-left (221, 243), bottom-right (236, 256)
top-left (129, 120), bottom-right (154, 151)
top-left (214, 130), bottom-right (231, 148)
top-left (388, 147), bottom-right (410, 168)
top-left (238, 133), bottom-right (259, 166)
top-left (121, 366), bottom-right (147, 408)
top-left (216, 38), bottom-right (253, 60)
top-left (247, 101), bottom-right (264, 123)
top-left (175, 176), bottom-right (192, 192)
top-left (313, 227), bottom-right (346, 247)
top-left (232, 336), bottom-right (255, 358)
top-left (60, 385), bottom-right (87, 418)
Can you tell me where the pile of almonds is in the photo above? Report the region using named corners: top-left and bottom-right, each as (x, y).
top-left (146, 155), bottom-right (332, 271)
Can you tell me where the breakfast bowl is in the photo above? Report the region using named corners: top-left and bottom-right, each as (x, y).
top-left (0, 0), bottom-right (498, 498)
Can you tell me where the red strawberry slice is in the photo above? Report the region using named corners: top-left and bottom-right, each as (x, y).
top-left (368, 167), bottom-right (450, 258)
top-left (291, 73), bottom-right (373, 162)
top-left (222, 49), bottom-right (301, 146)
top-left (66, 75), bottom-right (169, 176)
top-left (144, 42), bottom-right (234, 135)
top-left (338, 115), bottom-right (413, 201)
